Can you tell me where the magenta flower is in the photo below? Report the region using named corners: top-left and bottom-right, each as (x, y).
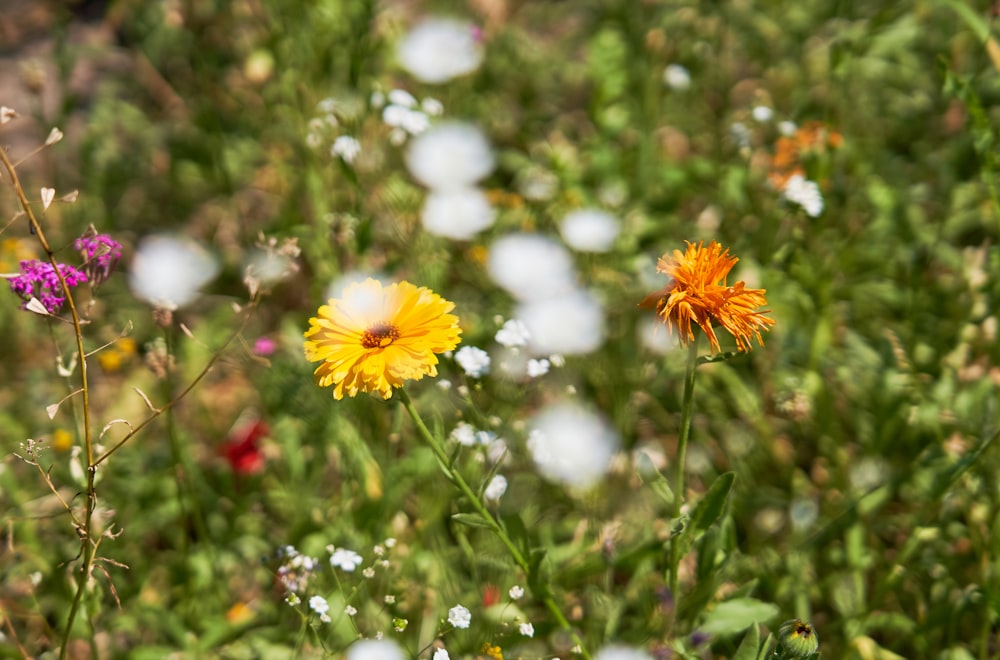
top-left (75, 232), bottom-right (122, 287)
top-left (8, 260), bottom-right (88, 314)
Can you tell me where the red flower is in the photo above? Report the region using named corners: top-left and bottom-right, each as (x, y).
top-left (221, 419), bottom-right (268, 475)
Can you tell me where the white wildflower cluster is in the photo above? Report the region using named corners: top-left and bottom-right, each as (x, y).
top-left (406, 122), bottom-right (497, 239)
top-left (305, 97), bottom-right (363, 162)
top-left (373, 87), bottom-right (443, 146)
top-left (447, 604), bottom-right (472, 629)
top-left (454, 345), bottom-right (490, 378)
top-left (275, 545), bottom-right (319, 595)
top-left (782, 173), bottom-right (824, 217)
top-left (527, 402), bottom-right (619, 488)
top-left (308, 595), bottom-right (331, 623)
top-left (397, 17), bottom-right (483, 84)
top-left (487, 234), bottom-right (606, 359)
top-left (449, 421), bottom-right (496, 448)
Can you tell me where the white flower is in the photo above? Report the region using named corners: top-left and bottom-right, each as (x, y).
top-left (455, 346), bottom-right (491, 377)
top-left (484, 474), bottom-right (507, 501)
top-left (332, 135), bottom-right (361, 163)
top-left (129, 235), bottom-right (219, 310)
top-left (433, 650), bottom-right (451, 660)
top-left (487, 234), bottom-right (576, 302)
top-left (309, 596), bottom-right (329, 615)
top-left (662, 64), bottom-right (691, 90)
top-left (388, 89), bottom-right (417, 108)
top-left (383, 105), bottom-right (430, 136)
top-left (447, 604), bottom-right (472, 629)
top-left (346, 639), bottom-right (406, 660)
top-left (560, 208), bottom-right (620, 252)
top-left (752, 105), bottom-right (773, 122)
top-left (330, 548), bottom-right (363, 572)
top-left (345, 604), bottom-right (358, 616)
top-left (778, 120), bottom-right (797, 136)
top-left (594, 645), bottom-right (653, 660)
top-left (783, 174), bottom-right (824, 217)
top-left (495, 319), bottom-right (530, 348)
top-left (517, 289), bottom-right (605, 355)
top-left (406, 123), bottom-right (494, 191)
top-left (450, 422), bottom-right (478, 446)
top-left (509, 585), bottom-right (524, 599)
top-left (526, 358), bottom-right (550, 378)
top-left (422, 97), bottom-right (444, 116)
top-left (519, 622), bottom-right (535, 637)
top-left (398, 18), bottom-right (483, 84)
top-left (528, 402), bottom-right (619, 488)
top-left (421, 188), bottom-right (496, 239)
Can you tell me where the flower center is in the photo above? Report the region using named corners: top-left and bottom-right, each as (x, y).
top-left (361, 322), bottom-right (400, 349)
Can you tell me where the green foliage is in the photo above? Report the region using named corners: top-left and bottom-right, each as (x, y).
top-left (2, 0), bottom-right (1000, 657)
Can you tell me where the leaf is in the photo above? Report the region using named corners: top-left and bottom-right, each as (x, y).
top-left (637, 451), bottom-right (674, 506)
top-left (700, 598), bottom-right (779, 635)
top-left (451, 513), bottom-right (494, 529)
top-left (732, 623), bottom-right (761, 660)
top-left (691, 472), bottom-right (736, 533)
top-left (501, 512), bottom-right (531, 558)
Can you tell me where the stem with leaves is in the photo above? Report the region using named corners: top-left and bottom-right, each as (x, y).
top-left (397, 388), bottom-right (590, 659)
top-left (668, 340), bottom-right (699, 608)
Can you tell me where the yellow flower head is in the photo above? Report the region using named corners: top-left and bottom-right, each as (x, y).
top-left (304, 278), bottom-right (462, 399)
top-left (639, 241), bottom-right (774, 353)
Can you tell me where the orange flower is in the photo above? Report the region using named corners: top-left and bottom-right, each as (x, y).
top-left (639, 241), bottom-right (774, 353)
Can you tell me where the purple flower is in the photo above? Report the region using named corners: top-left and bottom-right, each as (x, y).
top-left (8, 260), bottom-right (88, 314)
top-left (75, 232), bottom-right (122, 286)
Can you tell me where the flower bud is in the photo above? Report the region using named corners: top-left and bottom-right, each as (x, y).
top-left (777, 619), bottom-right (819, 658)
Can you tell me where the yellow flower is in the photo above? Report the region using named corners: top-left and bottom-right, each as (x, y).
top-left (304, 278), bottom-right (462, 399)
top-left (639, 241), bottom-right (774, 353)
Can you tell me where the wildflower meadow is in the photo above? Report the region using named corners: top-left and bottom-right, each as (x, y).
top-left (2, 1), bottom-right (1000, 658)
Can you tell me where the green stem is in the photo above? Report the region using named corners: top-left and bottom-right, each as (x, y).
top-left (397, 389), bottom-right (591, 660)
top-left (669, 341), bottom-right (699, 606)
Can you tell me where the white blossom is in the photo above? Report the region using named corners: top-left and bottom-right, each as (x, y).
top-left (398, 18), bottom-right (483, 84)
top-left (447, 604), bottom-right (472, 629)
top-left (455, 346), bottom-right (491, 377)
top-left (484, 474), bottom-right (508, 501)
top-left (421, 187), bottom-right (496, 239)
top-left (528, 402), bottom-right (619, 488)
top-left (406, 123), bottom-right (494, 191)
top-left (129, 235), bottom-right (219, 310)
top-left (560, 208), bottom-right (620, 252)
top-left (488, 234), bottom-right (576, 302)
top-left (517, 289), bottom-right (605, 355)
top-left (662, 64), bottom-right (691, 90)
top-left (346, 640), bottom-right (405, 660)
top-left (783, 174), bottom-right (824, 217)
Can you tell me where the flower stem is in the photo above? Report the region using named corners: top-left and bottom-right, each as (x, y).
top-left (397, 388), bottom-right (591, 659)
top-left (669, 340), bottom-right (699, 608)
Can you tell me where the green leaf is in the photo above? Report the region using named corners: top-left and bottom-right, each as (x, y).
top-left (691, 472), bottom-right (736, 533)
top-left (637, 451), bottom-right (674, 506)
top-left (501, 512), bottom-right (531, 558)
top-left (451, 513), bottom-right (493, 529)
top-left (732, 624), bottom-right (761, 660)
top-left (700, 598), bottom-right (780, 635)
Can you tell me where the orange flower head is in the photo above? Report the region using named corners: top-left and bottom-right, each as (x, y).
top-left (639, 241), bottom-right (774, 353)
top-left (304, 278), bottom-right (462, 399)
